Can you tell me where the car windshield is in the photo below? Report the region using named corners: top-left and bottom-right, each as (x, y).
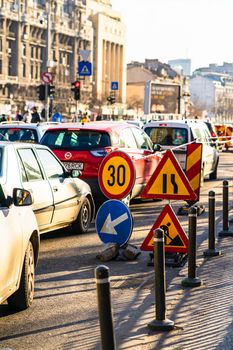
top-left (41, 130), bottom-right (111, 150)
top-left (145, 127), bottom-right (188, 146)
top-left (0, 128), bottom-right (38, 143)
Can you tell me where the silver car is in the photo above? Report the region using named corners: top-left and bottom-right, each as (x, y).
top-left (0, 185), bottom-right (40, 310)
top-left (0, 142), bottom-right (95, 234)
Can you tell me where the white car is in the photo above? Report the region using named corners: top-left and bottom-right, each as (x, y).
top-left (144, 119), bottom-right (219, 181)
top-left (0, 122), bottom-right (60, 143)
top-left (0, 142), bottom-right (95, 234)
top-left (0, 185), bottom-right (40, 310)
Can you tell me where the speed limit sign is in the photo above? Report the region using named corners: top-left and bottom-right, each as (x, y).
top-left (98, 151), bottom-right (136, 200)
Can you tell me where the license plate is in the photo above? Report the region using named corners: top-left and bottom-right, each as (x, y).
top-left (63, 162), bottom-right (84, 170)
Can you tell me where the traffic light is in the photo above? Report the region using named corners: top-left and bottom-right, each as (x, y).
top-left (48, 84), bottom-right (55, 97)
top-left (71, 81), bottom-right (81, 100)
top-left (37, 84), bottom-right (45, 101)
top-left (107, 91), bottom-right (116, 104)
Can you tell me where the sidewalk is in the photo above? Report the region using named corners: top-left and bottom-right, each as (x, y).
top-left (116, 213), bottom-right (233, 349)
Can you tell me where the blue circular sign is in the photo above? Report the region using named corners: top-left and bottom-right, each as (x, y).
top-left (95, 199), bottom-right (133, 247)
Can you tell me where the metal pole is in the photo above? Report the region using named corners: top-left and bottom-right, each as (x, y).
top-left (204, 191), bottom-right (221, 257)
top-left (219, 180), bottom-right (233, 236)
top-left (148, 228), bottom-right (174, 331)
top-left (95, 265), bottom-right (116, 350)
top-left (182, 206), bottom-right (202, 287)
top-left (45, 2), bottom-right (51, 122)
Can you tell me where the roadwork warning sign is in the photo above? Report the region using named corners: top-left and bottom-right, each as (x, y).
top-left (141, 149), bottom-right (197, 201)
top-left (140, 204), bottom-right (188, 253)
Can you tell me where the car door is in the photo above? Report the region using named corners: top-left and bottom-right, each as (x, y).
top-left (131, 127), bottom-right (158, 182)
top-left (0, 205), bottom-right (22, 301)
top-left (36, 148), bottom-right (79, 226)
top-left (192, 126), bottom-right (215, 174)
top-left (119, 127), bottom-right (145, 187)
top-left (17, 148), bottom-right (54, 231)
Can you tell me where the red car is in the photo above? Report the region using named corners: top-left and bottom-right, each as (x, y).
top-left (40, 121), bottom-right (162, 206)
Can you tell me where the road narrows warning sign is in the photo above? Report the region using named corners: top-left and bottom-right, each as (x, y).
top-left (141, 149), bottom-right (197, 201)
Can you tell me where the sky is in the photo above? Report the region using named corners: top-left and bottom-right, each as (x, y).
top-left (111, 0), bottom-right (233, 72)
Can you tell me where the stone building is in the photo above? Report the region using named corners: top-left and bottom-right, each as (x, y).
top-left (0, 0), bottom-right (126, 117)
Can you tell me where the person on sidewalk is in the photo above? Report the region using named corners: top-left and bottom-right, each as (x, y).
top-left (31, 107), bottom-right (41, 123)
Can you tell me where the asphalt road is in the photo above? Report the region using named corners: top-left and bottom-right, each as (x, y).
top-left (0, 150), bottom-right (232, 350)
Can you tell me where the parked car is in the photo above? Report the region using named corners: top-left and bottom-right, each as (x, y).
top-left (0, 122), bottom-right (60, 143)
top-left (143, 119), bottom-right (219, 181)
top-left (0, 183), bottom-right (39, 310)
top-left (40, 121), bottom-right (163, 206)
top-left (0, 142), bottom-right (95, 234)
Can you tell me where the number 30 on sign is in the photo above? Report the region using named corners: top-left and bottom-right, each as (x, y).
top-left (98, 151), bottom-right (136, 200)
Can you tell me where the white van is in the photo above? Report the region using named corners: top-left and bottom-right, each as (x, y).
top-left (144, 119), bottom-right (219, 181)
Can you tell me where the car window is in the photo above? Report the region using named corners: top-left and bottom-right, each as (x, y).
top-left (17, 149), bottom-right (43, 182)
top-left (0, 128), bottom-right (38, 142)
top-left (145, 126), bottom-right (188, 146)
top-left (41, 130), bottom-right (111, 150)
top-left (192, 126), bottom-right (208, 143)
top-left (36, 149), bottom-right (65, 179)
top-left (120, 128), bottom-right (138, 148)
top-left (131, 127), bottom-right (153, 150)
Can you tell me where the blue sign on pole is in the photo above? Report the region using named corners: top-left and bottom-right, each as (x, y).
top-left (95, 200), bottom-right (133, 247)
top-left (78, 61), bottom-right (92, 76)
top-left (111, 81), bottom-right (119, 90)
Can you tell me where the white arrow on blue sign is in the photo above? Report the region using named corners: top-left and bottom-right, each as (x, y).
top-left (95, 199), bottom-right (133, 247)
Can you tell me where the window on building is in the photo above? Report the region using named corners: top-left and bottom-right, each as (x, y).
top-left (0, 39), bottom-right (2, 52)
top-left (22, 63), bottom-right (26, 77)
top-left (0, 59), bottom-right (2, 74)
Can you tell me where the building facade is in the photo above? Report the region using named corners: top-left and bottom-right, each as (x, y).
top-left (190, 73), bottom-right (233, 117)
top-left (0, 0), bottom-right (126, 117)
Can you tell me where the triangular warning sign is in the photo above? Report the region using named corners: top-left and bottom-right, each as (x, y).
top-left (141, 204), bottom-right (188, 253)
top-left (141, 149), bottom-right (197, 201)
top-left (80, 65), bottom-right (90, 74)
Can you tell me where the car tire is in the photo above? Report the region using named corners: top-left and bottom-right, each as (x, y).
top-left (7, 241), bottom-right (35, 310)
top-left (71, 197), bottom-right (91, 234)
top-left (209, 159), bottom-right (218, 180)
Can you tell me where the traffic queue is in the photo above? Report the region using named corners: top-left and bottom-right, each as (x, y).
top-left (0, 117), bottom-right (232, 311)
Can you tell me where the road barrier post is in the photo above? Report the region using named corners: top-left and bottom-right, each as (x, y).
top-left (219, 180), bottom-right (233, 237)
top-left (95, 265), bottom-right (116, 350)
top-left (204, 191), bottom-right (221, 257)
top-left (182, 207), bottom-right (202, 287)
top-left (148, 228), bottom-right (174, 331)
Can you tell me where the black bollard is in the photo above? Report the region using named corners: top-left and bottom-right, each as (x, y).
top-left (182, 207), bottom-right (202, 287)
top-left (148, 228), bottom-right (174, 331)
top-left (204, 191), bottom-right (221, 257)
top-left (95, 265), bottom-right (116, 350)
top-left (219, 180), bottom-right (233, 236)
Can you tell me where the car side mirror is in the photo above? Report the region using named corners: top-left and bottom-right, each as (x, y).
top-left (13, 188), bottom-right (33, 206)
top-left (153, 143), bottom-right (162, 152)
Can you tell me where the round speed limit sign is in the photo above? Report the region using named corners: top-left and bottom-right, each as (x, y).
top-left (98, 151), bottom-right (136, 200)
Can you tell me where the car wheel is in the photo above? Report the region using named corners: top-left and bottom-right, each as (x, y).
top-left (72, 197), bottom-right (91, 234)
top-left (7, 241), bottom-right (35, 310)
top-left (209, 159), bottom-right (218, 180)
